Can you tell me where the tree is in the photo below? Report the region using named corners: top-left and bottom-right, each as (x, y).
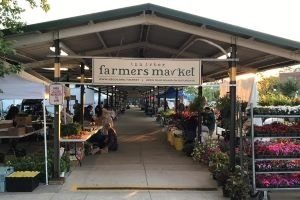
top-left (278, 78), bottom-right (299, 98)
top-left (0, 0), bottom-right (50, 77)
top-left (184, 86), bottom-right (198, 101)
top-left (257, 76), bottom-right (280, 96)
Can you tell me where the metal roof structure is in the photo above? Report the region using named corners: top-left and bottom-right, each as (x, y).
top-left (3, 3), bottom-right (300, 94)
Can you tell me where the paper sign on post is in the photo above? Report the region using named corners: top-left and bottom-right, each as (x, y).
top-left (49, 84), bottom-right (64, 105)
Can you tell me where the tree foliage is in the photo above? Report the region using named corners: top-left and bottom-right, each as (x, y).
top-left (257, 76), bottom-right (279, 96)
top-left (257, 76), bottom-right (299, 106)
top-left (278, 78), bottom-right (299, 98)
top-left (0, 0), bottom-right (50, 77)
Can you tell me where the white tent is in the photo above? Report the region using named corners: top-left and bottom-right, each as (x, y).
top-left (0, 71), bottom-right (49, 99)
top-left (0, 71), bottom-right (49, 185)
top-left (220, 74), bottom-right (259, 107)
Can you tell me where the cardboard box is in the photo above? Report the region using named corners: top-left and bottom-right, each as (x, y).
top-left (0, 120), bottom-right (13, 129)
top-left (7, 127), bottom-right (26, 136)
top-left (15, 116), bottom-right (32, 127)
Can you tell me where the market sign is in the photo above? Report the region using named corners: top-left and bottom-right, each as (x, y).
top-left (49, 83), bottom-right (64, 105)
top-left (92, 58), bottom-right (201, 86)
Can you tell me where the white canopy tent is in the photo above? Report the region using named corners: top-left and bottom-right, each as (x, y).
top-left (220, 74), bottom-right (259, 107)
top-left (0, 71), bottom-right (49, 185)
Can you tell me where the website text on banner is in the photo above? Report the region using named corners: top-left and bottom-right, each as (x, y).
top-left (92, 58), bottom-right (201, 86)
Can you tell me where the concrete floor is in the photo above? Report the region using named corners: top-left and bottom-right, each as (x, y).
top-left (1, 107), bottom-right (299, 199)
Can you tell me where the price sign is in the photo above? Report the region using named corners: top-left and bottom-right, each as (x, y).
top-left (49, 84), bottom-right (64, 105)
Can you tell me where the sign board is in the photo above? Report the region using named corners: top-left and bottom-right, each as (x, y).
top-left (92, 58), bottom-right (201, 86)
top-left (49, 84), bottom-right (64, 105)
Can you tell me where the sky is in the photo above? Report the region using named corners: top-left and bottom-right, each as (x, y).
top-left (20, 0), bottom-right (300, 42)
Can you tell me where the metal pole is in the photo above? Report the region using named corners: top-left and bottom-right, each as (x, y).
top-left (198, 85), bottom-right (203, 142)
top-left (175, 88), bottom-right (179, 113)
top-left (110, 86), bottom-right (114, 108)
top-left (53, 39), bottom-right (60, 179)
top-left (164, 87), bottom-right (167, 111)
top-left (152, 87), bottom-right (155, 113)
top-left (229, 44), bottom-right (237, 172)
top-left (106, 87), bottom-right (109, 106)
top-left (80, 63), bottom-right (85, 130)
top-left (157, 86), bottom-right (160, 108)
top-left (114, 86), bottom-right (117, 110)
top-left (43, 97), bottom-right (48, 185)
top-left (197, 63), bottom-right (204, 142)
top-left (98, 87), bottom-right (101, 106)
top-left (66, 73), bottom-right (70, 112)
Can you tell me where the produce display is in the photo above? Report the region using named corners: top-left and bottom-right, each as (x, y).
top-left (60, 123), bottom-right (81, 137)
top-left (61, 131), bottom-right (90, 139)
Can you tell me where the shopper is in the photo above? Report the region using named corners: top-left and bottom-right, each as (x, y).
top-left (102, 104), bottom-right (113, 127)
top-left (84, 105), bottom-right (93, 121)
top-left (202, 107), bottom-right (216, 136)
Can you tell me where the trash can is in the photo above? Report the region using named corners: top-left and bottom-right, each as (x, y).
top-left (0, 167), bottom-right (14, 192)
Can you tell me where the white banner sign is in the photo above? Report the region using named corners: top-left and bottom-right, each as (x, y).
top-left (92, 58), bottom-right (201, 86)
top-left (49, 84), bottom-right (64, 105)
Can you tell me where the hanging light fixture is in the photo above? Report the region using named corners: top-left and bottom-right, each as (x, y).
top-left (49, 46), bottom-right (68, 56)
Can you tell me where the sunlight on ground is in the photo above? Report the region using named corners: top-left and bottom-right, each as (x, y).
top-left (119, 130), bottom-right (161, 142)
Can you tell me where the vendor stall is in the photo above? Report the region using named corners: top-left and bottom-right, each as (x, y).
top-left (0, 71), bottom-right (50, 185)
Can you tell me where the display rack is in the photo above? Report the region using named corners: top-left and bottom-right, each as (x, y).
top-left (250, 104), bottom-right (300, 200)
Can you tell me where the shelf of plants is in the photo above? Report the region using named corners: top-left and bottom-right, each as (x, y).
top-left (250, 105), bottom-right (300, 200)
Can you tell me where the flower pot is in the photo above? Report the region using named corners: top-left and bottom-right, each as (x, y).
top-left (222, 185), bottom-right (230, 197)
top-left (6, 172), bottom-right (40, 192)
top-left (174, 137), bottom-right (184, 151)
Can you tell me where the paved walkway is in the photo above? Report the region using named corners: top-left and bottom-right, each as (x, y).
top-left (0, 107), bottom-right (227, 200)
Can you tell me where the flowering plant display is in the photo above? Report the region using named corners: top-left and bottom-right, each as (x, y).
top-left (253, 106), bottom-right (300, 115)
top-left (225, 165), bottom-right (250, 200)
top-left (256, 160), bottom-right (300, 171)
top-left (191, 138), bottom-right (219, 165)
top-left (255, 139), bottom-right (300, 158)
top-left (256, 174), bottom-right (300, 188)
top-left (253, 123), bottom-right (300, 136)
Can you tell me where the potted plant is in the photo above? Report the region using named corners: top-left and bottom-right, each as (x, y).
top-left (225, 165), bottom-right (250, 200)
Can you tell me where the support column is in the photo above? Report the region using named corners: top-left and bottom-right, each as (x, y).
top-left (66, 73), bottom-right (70, 112)
top-left (106, 87), bottom-right (109, 106)
top-left (98, 87), bottom-right (101, 106)
top-left (197, 64), bottom-right (204, 142)
top-left (157, 86), bottom-right (160, 108)
top-left (175, 88), bottom-right (179, 113)
top-left (152, 87), bottom-right (155, 114)
top-left (114, 86), bottom-right (117, 110)
top-left (197, 85), bottom-right (203, 142)
top-left (229, 44), bottom-right (237, 172)
top-left (164, 87), bottom-right (167, 111)
top-left (53, 39), bottom-right (60, 179)
top-left (110, 86), bottom-right (114, 108)
top-left (80, 63), bottom-right (85, 130)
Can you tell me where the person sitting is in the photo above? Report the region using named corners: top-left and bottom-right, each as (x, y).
top-left (88, 122), bottom-right (118, 154)
top-left (106, 122), bottom-right (118, 151)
